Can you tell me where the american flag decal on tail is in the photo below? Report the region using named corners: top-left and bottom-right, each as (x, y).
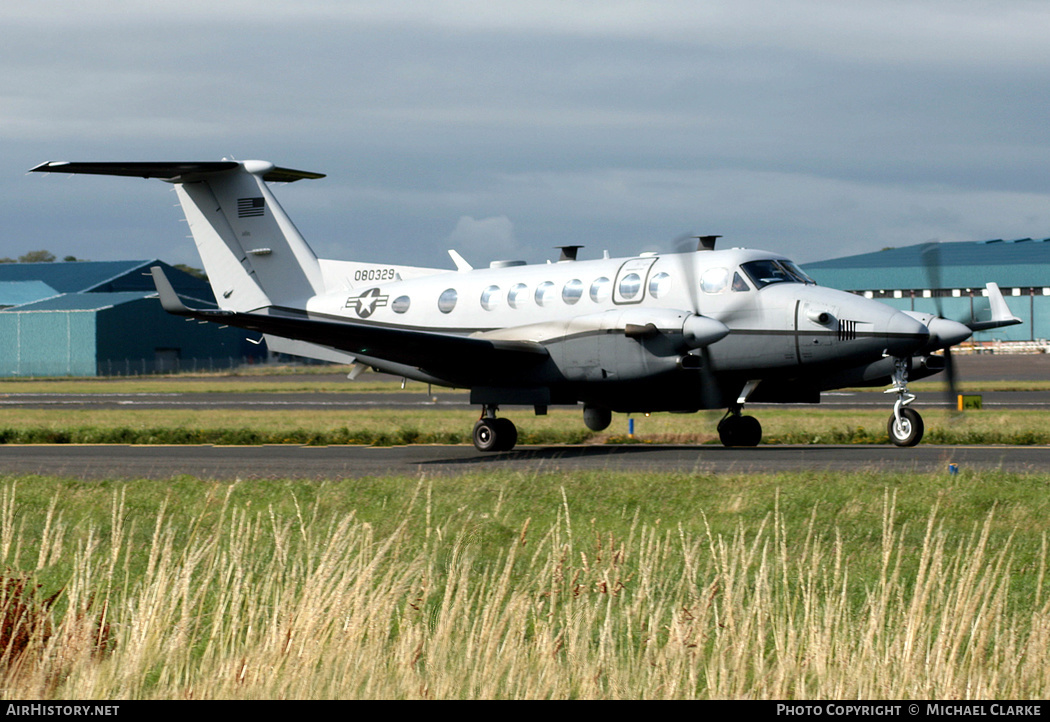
top-left (237, 197), bottom-right (265, 218)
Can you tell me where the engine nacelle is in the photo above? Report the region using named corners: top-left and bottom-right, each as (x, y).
top-left (548, 308), bottom-right (728, 382)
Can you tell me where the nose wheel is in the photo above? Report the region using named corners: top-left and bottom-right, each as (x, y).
top-left (886, 357), bottom-right (924, 447)
top-left (472, 406), bottom-right (518, 452)
top-left (888, 406), bottom-right (924, 447)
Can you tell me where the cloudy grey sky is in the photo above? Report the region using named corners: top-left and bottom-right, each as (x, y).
top-left (6, 1), bottom-right (1050, 270)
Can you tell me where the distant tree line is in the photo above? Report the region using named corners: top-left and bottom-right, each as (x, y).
top-left (0, 250), bottom-right (73, 263)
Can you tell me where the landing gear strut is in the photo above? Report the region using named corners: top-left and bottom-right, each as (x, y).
top-left (472, 405), bottom-right (518, 452)
top-left (886, 357), bottom-right (924, 447)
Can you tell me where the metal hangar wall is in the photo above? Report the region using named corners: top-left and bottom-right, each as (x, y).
top-left (803, 239), bottom-right (1050, 345)
top-left (0, 260), bottom-right (264, 377)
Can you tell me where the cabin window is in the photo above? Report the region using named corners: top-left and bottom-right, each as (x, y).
top-left (700, 267), bottom-right (729, 294)
top-left (438, 288), bottom-right (458, 314)
top-left (562, 279), bottom-right (583, 304)
top-left (392, 295), bottom-right (411, 313)
top-left (649, 272), bottom-right (672, 298)
top-left (481, 285), bottom-right (502, 311)
top-left (590, 277), bottom-right (611, 303)
top-left (618, 273), bottom-right (642, 300)
top-left (535, 281), bottom-right (557, 307)
top-left (508, 283), bottom-right (529, 309)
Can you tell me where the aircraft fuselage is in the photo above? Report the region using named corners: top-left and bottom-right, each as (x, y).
top-left (303, 247), bottom-right (929, 410)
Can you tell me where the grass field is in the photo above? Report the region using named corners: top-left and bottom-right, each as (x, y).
top-left (0, 406), bottom-right (1048, 446)
top-left (1, 468), bottom-right (1049, 699)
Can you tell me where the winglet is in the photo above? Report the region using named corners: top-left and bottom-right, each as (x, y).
top-left (986, 282), bottom-right (1022, 325)
top-left (150, 266), bottom-right (192, 315)
top-left (968, 282), bottom-right (1023, 331)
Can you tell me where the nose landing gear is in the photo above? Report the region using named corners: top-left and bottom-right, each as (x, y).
top-left (886, 357), bottom-right (924, 447)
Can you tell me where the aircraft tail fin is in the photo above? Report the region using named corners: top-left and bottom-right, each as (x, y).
top-left (30, 160), bottom-right (327, 312)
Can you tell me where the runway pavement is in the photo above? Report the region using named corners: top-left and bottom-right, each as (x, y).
top-left (0, 443), bottom-right (1046, 480)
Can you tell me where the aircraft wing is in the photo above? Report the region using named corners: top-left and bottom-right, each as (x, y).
top-left (150, 267), bottom-right (548, 384)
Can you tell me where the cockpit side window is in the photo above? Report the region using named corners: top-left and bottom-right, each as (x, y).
top-left (741, 260), bottom-right (798, 289)
top-left (732, 272), bottom-right (751, 292)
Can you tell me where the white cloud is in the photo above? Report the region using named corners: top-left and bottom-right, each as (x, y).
top-left (447, 215), bottom-right (519, 262)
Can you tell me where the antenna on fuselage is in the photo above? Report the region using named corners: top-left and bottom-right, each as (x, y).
top-left (556, 245), bottom-right (583, 261)
top-left (695, 235), bottom-right (721, 251)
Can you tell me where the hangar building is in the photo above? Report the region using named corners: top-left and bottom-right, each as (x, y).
top-left (803, 239), bottom-right (1049, 345)
top-left (0, 260), bottom-right (264, 377)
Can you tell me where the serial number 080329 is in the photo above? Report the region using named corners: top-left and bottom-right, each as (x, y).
top-left (354, 268), bottom-right (397, 282)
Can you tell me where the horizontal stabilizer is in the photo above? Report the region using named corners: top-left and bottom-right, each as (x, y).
top-left (29, 161), bottom-right (324, 183)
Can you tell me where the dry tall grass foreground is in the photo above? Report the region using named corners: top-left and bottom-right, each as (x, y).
top-left (0, 482), bottom-right (1047, 699)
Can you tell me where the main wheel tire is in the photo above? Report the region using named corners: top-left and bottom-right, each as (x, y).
top-left (887, 407), bottom-right (924, 447)
top-left (493, 418), bottom-right (518, 451)
top-left (473, 419), bottom-right (499, 452)
top-left (583, 406), bottom-right (612, 432)
top-left (736, 415), bottom-right (762, 447)
top-left (718, 415), bottom-right (762, 447)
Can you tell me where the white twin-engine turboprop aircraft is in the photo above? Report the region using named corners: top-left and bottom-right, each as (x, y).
top-left (31, 159), bottom-right (1021, 451)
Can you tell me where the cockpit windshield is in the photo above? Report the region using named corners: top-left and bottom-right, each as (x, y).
top-left (741, 259), bottom-right (817, 289)
top-left (781, 260), bottom-right (816, 285)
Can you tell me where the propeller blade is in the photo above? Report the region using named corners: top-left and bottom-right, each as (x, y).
top-left (672, 233), bottom-right (722, 411)
top-left (920, 242), bottom-right (964, 418)
top-left (673, 233), bottom-right (701, 315)
top-left (920, 241), bottom-right (944, 319)
top-left (943, 345), bottom-right (960, 417)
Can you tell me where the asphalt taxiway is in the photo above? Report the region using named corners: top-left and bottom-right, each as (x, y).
top-left (0, 443), bottom-right (1045, 480)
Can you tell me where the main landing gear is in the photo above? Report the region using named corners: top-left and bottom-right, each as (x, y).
top-left (717, 408), bottom-right (762, 447)
top-left (886, 357), bottom-right (924, 447)
top-left (472, 405), bottom-right (518, 452)
top-left (717, 379), bottom-right (763, 447)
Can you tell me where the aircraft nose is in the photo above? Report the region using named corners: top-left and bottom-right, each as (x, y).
top-left (884, 310), bottom-right (930, 356)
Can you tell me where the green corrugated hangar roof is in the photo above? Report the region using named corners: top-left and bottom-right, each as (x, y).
top-left (0, 281), bottom-right (58, 307)
top-left (0, 260), bottom-right (158, 293)
top-left (802, 239), bottom-right (1050, 291)
top-left (10, 291), bottom-right (156, 312)
top-left (0, 260), bottom-right (215, 306)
